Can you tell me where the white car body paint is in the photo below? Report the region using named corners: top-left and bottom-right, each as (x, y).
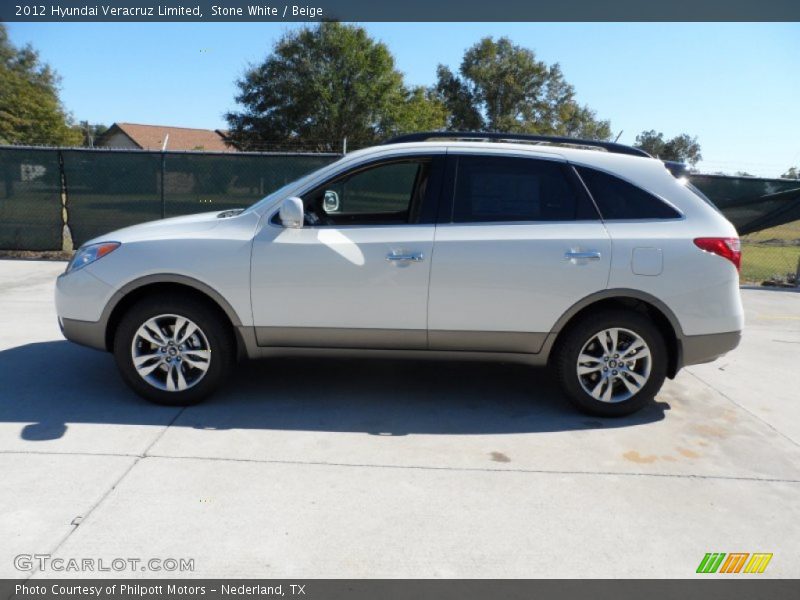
top-left (56, 140), bottom-right (744, 378)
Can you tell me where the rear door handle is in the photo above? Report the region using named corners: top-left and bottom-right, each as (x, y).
top-left (386, 252), bottom-right (424, 263)
top-left (565, 250), bottom-right (602, 261)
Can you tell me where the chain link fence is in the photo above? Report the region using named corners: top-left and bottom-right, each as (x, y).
top-left (0, 146), bottom-right (339, 250)
top-left (691, 175), bottom-right (800, 284)
top-left (738, 223), bottom-right (800, 284)
top-left (2, 146), bottom-right (799, 284)
top-left (0, 148), bottom-right (64, 250)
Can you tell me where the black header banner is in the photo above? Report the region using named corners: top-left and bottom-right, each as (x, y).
top-left (2, 0), bottom-right (799, 22)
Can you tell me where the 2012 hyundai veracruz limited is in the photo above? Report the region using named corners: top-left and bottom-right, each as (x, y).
top-left (55, 132), bottom-right (744, 416)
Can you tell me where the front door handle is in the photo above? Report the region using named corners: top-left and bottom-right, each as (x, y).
top-left (386, 252), bottom-right (424, 263)
top-left (565, 250), bottom-right (602, 261)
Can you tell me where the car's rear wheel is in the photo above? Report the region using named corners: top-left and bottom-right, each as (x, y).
top-left (553, 309), bottom-right (667, 417)
top-left (113, 295), bottom-right (235, 405)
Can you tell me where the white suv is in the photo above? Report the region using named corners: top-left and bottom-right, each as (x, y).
top-left (55, 133), bottom-right (743, 416)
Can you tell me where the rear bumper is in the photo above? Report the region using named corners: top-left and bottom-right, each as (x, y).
top-left (679, 330), bottom-right (741, 368)
top-left (60, 317), bottom-right (107, 351)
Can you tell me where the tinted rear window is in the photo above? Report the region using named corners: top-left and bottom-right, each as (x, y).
top-left (453, 156), bottom-right (596, 223)
top-left (576, 166), bottom-right (681, 220)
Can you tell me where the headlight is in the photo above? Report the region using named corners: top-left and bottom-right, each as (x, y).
top-left (66, 242), bottom-right (120, 274)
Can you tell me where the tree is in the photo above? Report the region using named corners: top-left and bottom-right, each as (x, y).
top-left (634, 130), bottom-right (702, 166)
top-left (73, 120), bottom-right (108, 147)
top-left (0, 24), bottom-right (81, 146)
top-left (781, 167), bottom-right (799, 180)
top-left (388, 86), bottom-right (448, 135)
top-left (433, 37), bottom-right (611, 140)
top-left (226, 22), bottom-right (445, 151)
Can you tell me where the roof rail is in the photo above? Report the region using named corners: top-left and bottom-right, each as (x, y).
top-left (383, 131), bottom-right (651, 158)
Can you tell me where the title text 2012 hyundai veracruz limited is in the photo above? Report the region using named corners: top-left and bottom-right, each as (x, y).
top-left (55, 132), bottom-right (743, 416)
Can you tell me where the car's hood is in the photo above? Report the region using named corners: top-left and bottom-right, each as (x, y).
top-left (82, 210), bottom-right (242, 245)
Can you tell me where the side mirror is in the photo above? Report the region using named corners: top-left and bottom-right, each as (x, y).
top-left (279, 197), bottom-right (304, 229)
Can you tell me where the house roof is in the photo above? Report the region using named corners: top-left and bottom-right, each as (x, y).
top-left (101, 122), bottom-right (234, 151)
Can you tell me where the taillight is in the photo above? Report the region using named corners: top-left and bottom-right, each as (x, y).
top-left (693, 237), bottom-right (741, 272)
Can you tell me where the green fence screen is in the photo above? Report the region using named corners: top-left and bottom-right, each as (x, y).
top-left (0, 147), bottom-right (339, 249)
top-left (0, 148), bottom-right (63, 250)
top-left (62, 149), bottom-right (163, 246)
top-left (1, 145), bottom-right (799, 283)
top-left (162, 153), bottom-right (335, 218)
top-left (690, 175), bottom-right (800, 235)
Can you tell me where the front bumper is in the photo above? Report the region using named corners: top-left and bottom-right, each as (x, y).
top-left (59, 317), bottom-right (107, 351)
top-left (56, 267), bottom-right (115, 351)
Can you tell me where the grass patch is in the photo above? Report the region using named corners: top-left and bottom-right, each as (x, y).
top-left (0, 250), bottom-right (72, 261)
top-left (741, 244), bottom-right (800, 282)
top-left (742, 221), bottom-right (800, 243)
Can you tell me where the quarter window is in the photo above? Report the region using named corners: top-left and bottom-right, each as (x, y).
top-left (576, 166), bottom-right (681, 220)
top-left (451, 156), bottom-right (595, 223)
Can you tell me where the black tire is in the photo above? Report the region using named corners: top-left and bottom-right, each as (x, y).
top-left (113, 294), bottom-right (235, 406)
top-left (553, 309), bottom-right (667, 417)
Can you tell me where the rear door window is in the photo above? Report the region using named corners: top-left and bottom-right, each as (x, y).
top-left (451, 156), bottom-right (597, 223)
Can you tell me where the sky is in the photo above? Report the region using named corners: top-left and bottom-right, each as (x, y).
top-left (6, 22), bottom-right (800, 177)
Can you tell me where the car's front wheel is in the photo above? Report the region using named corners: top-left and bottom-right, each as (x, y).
top-left (553, 309), bottom-right (667, 417)
top-left (113, 295), bottom-right (235, 405)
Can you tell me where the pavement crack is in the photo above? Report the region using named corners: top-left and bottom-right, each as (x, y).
top-left (24, 456), bottom-right (141, 581)
top-left (142, 452), bottom-right (800, 485)
top-left (142, 406), bottom-right (186, 457)
top-left (21, 406), bottom-right (186, 580)
top-left (0, 449), bottom-right (137, 458)
top-left (4, 447), bottom-right (799, 485)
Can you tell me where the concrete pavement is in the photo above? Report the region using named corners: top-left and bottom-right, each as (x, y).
top-left (0, 260), bottom-right (798, 578)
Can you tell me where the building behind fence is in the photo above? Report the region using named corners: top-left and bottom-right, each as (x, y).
top-left (1, 146), bottom-right (799, 283)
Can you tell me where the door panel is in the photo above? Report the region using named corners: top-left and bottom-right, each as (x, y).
top-left (428, 222), bottom-right (611, 349)
top-left (428, 154), bottom-right (611, 352)
top-left (251, 225), bottom-right (434, 348)
top-left (251, 156), bottom-right (442, 349)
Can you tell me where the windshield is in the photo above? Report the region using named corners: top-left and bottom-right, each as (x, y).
top-left (242, 156), bottom-right (349, 215)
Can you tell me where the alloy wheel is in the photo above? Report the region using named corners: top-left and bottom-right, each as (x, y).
top-left (576, 327), bottom-right (652, 403)
top-left (130, 314), bottom-right (211, 392)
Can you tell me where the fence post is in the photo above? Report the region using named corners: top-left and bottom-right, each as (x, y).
top-left (160, 151), bottom-right (166, 219)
